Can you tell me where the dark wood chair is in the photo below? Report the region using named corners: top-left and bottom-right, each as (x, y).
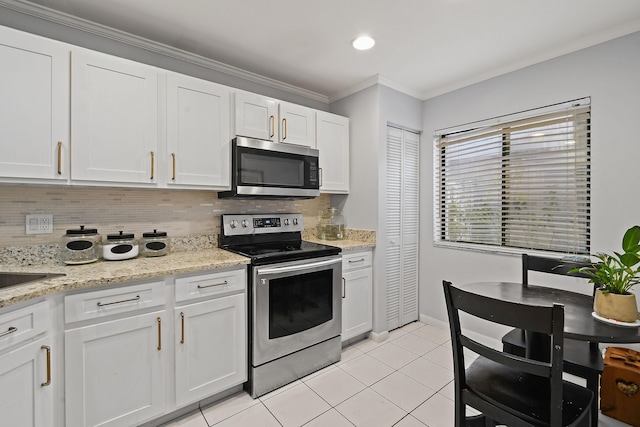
top-left (501, 254), bottom-right (603, 426)
top-left (443, 280), bottom-right (593, 426)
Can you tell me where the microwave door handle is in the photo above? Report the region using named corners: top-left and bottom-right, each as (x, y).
top-left (256, 258), bottom-right (339, 276)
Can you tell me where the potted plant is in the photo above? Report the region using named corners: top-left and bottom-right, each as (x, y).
top-left (571, 225), bottom-right (640, 323)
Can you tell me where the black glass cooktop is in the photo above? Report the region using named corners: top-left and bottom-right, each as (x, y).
top-left (223, 240), bottom-right (341, 265)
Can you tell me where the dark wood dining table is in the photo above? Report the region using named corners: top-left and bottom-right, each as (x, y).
top-left (460, 281), bottom-right (640, 344)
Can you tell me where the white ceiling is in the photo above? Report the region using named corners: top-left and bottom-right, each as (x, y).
top-left (18, 0), bottom-right (640, 101)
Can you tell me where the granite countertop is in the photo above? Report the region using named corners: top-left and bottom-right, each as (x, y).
top-left (0, 249), bottom-right (249, 309)
top-left (0, 230), bottom-right (376, 310)
top-left (304, 236), bottom-right (376, 251)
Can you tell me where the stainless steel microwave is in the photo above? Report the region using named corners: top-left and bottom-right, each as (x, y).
top-left (218, 137), bottom-right (320, 199)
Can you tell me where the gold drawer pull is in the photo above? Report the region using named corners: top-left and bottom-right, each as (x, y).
top-left (180, 312), bottom-right (185, 344)
top-left (97, 295), bottom-right (140, 307)
top-left (41, 345), bottom-right (51, 387)
top-left (269, 115), bottom-right (275, 138)
top-left (0, 326), bottom-right (17, 338)
top-left (57, 141), bottom-right (63, 175)
top-left (171, 152), bottom-right (176, 180)
top-left (157, 317), bottom-right (162, 350)
top-left (150, 151), bottom-right (155, 180)
top-left (197, 280), bottom-right (228, 289)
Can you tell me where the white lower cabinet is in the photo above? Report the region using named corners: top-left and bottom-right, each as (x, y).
top-left (65, 310), bottom-right (167, 427)
top-left (0, 335), bottom-right (54, 427)
top-left (342, 249), bottom-right (373, 341)
top-left (63, 269), bottom-right (247, 426)
top-left (0, 300), bottom-right (53, 427)
top-left (64, 280), bottom-right (168, 427)
top-left (175, 293), bottom-right (246, 406)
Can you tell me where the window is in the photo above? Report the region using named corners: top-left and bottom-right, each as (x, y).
top-left (435, 98), bottom-right (591, 255)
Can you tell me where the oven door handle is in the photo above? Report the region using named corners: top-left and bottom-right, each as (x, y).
top-left (256, 258), bottom-right (340, 276)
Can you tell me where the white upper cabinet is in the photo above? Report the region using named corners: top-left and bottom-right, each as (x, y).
top-left (71, 49), bottom-right (158, 185)
top-left (234, 93), bottom-right (316, 147)
top-left (166, 72), bottom-right (230, 189)
top-left (316, 111), bottom-right (349, 193)
top-left (0, 26), bottom-right (70, 183)
top-left (234, 92), bottom-right (277, 141)
top-left (278, 102), bottom-right (316, 147)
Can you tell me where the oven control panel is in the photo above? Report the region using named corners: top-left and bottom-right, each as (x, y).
top-left (222, 214), bottom-right (304, 236)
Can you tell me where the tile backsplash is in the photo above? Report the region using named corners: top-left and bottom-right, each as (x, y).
top-left (0, 185), bottom-right (330, 247)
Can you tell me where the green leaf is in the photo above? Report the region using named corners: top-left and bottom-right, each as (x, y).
top-left (620, 252), bottom-right (640, 268)
top-left (622, 226), bottom-right (640, 252)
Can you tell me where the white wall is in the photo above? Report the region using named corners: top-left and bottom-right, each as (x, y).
top-left (420, 31), bottom-right (640, 337)
top-left (331, 85), bottom-right (423, 334)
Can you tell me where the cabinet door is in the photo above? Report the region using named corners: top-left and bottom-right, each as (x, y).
top-left (0, 336), bottom-right (53, 427)
top-left (278, 102), bottom-right (316, 147)
top-left (316, 111), bottom-right (349, 193)
top-left (175, 294), bottom-right (246, 407)
top-left (71, 49), bottom-right (158, 185)
top-left (166, 73), bottom-right (230, 189)
top-left (65, 311), bottom-right (166, 427)
top-left (0, 26), bottom-right (69, 182)
top-left (234, 92), bottom-right (277, 141)
top-left (342, 268), bottom-right (373, 341)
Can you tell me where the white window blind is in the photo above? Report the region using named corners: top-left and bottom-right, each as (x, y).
top-left (434, 98), bottom-right (591, 255)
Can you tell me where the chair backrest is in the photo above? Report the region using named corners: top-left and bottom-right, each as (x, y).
top-left (443, 280), bottom-right (566, 426)
top-left (522, 253), bottom-right (594, 288)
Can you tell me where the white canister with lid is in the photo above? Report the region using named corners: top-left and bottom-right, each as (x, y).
top-left (140, 230), bottom-right (170, 257)
top-left (103, 231), bottom-right (139, 261)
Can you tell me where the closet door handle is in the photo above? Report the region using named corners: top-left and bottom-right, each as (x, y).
top-left (150, 151), bottom-right (155, 180)
top-left (157, 317), bottom-right (162, 350)
top-left (57, 141), bottom-right (63, 175)
top-left (41, 345), bottom-right (51, 387)
top-left (282, 118), bottom-right (287, 140)
top-left (180, 312), bottom-right (185, 344)
top-left (269, 115), bottom-right (275, 138)
top-left (171, 153), bottom-right (176, 180)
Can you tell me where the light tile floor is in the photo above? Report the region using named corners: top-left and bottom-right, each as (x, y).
top-left (162, 321), bottom-right (631, 427)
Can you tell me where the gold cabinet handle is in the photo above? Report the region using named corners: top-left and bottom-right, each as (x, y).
top-left (171, 153), bottom-right (176, 181)
top-left (342, 277), bottom-right (346, 299)
top-left (269, 115), bottom-right (275, 138)
top-left (150, 151), bottom-right (155, 180)
top-left (57, 141), bottom-right (63, 175)
top-left (282, 117), bottom-right (287, 140)
top-left (197, 280), bottom-right (228, 290)
top-left (157, 317), bottom-right (162, 350)
top-left (0, 326), bottom-right (17, 338)
top-left (180, 312), bottom-right (185, 344)
top-left (41, 345), bottom-right (51, 387)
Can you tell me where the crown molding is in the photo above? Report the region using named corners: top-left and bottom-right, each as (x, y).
top-left (0, 0), bottom-right (330, 104)
top-left (329, 75), bottom-right (422, 104)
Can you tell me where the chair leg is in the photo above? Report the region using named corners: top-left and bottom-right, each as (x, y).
top-left (586, 373), bottom-right (599, 427)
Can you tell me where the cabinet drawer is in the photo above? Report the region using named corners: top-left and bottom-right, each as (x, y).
top-left (175, 268), bottom-right (246, 303)
top-left (0, 301), bottom-right (49, 352)
top-left (65, 280), bottom-right (165, 323)
top-left (342, 250), bottom-right (372, 271)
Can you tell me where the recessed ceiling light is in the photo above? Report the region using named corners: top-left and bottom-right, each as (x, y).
top-left (352, 36), bottom-right (375, 51)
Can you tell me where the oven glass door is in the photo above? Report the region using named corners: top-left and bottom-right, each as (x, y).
top-left (253, 256), bottom-right (342, 366)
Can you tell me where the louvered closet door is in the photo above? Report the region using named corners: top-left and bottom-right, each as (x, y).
top-left (386, 126), bottom-right (420, 330)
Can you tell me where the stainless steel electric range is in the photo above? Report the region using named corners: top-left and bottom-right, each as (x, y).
top-left (220, 213), bottom-right (342, 398)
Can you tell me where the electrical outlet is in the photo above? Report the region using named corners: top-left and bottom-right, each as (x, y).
top-left (26, 214), bottom-right (53, 234)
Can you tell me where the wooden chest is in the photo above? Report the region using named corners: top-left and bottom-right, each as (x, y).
top-left (601, 347), bottom-right (640, 427)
